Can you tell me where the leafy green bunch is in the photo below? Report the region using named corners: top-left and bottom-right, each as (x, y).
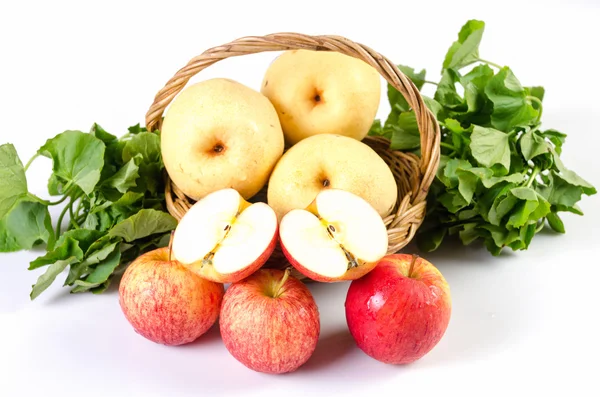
top-left (0, 124), bottom-right (177, 299)
top-left (370, 20), bottom-right (596, 255)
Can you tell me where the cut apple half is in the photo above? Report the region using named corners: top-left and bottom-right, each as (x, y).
top-left (279, 189), bottom-right (388, 282)
top-left (172, 188), bottom-right (278, 283)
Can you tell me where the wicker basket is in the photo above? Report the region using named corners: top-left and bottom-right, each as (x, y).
top-left (144, 33), bottom-right (440, 279)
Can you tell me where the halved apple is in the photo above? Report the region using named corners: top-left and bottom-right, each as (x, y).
top-left (172, 188), bottom-right (278, 283)
top-left (279, 189), bottom-right (388, 282)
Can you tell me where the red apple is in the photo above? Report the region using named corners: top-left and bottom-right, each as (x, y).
top-left (345, 254), bottom-right (451, 364)
top-left (119, 247), bottom-right (224, 346)
top-left (172, 188), bottom-right (278, 283)
top-left (219, 268), bottom-right (320, 374)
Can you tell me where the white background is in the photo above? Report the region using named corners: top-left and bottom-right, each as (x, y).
top-left (1, 0), bottom-right (599, 396)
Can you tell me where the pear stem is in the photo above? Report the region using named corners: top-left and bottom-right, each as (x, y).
top-left (408, 254), bottom-right (419, 278)
top-left (273, 268), bottom-right (291, 298)
top-left (168, 231), bottom-right (175, 262)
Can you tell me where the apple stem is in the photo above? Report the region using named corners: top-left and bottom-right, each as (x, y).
top-left (408, 254), bottom-right (419, 278)
top-left (274, 268), bottom-right (291, 298)
top-left (168, 231), bottom-right (175, 262)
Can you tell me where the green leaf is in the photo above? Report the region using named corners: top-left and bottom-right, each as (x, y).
top-left (506, 187), bottom-right (551, 228)
top-left (458, 223), bottom-right (480, 245)
top-left (455, 168), bottom-right (485, 203)
top-left (444, 118), bottom-right (470, 134)
top-left (387, 88), bottom-right (410, 115)
top-left (555, 203), bottom-right (583, 216)
top-left (72, 245), bottom-right (121, 292)
top-left (0, 217), bottom-right (21, 252)
top-left (461, 64), bottom-right (494, 113)
top-left (137, 163), bottom-right (163, 195)
top-left (520, 223), bottom-right (537, 248)
top-left (90, 123), bottom-right (117, 143)
top-left (552, 154), bottom-right (596, 196)
top-left (389, 112), bottom-right (421, 150)
top-left (127, 123), bottom-right (148, 135)
top-left (526, 86), bottom-right (545, 101)
top-left (485, 67), bottom-right (538, 131)
top-left (83, 248), bottom-right (121, 285)
top-left (398, 65), bottom-right (427, 90)
top-left (470, 126), bottom-right (511, 170)
top-left (542, 129), bottom-right (567, 155)
top-left (520, 130), bottom-right (550, 162)
top-left (439, 191), bottom-right (469, 213)
top-left (108, 209), bottom-right (177, 242)
top-left (423, 96), bottom-right (444, 119)
top-left (442, 158), bottom-right (472, 188)
top-left (54, 229), bottom-right (104, 255)
top-left (481, 173), bottom-right (524, 188)
top-left (417, 227), bottom-right (447, 252)
top-left (38, 130), bottom-right (105, 195)
top-left (30, 255), bottom-right (80, 300)
top-left (434, 69), bottom-right (464, 109)
top-left (488, 193), bottom-right (519, 226)
top-left (65, 237), bottom-right (120, 285)
top-left (480, 224), bottom-right (519, 248)
top-left (47, 174), bottom-right (67, 196)
top-left (457, 208), bottom-right (479, 221)
top-left (29, 235), bottom-right (85, 270)
top-left (0, 144), bottom-right (28, 219)
top-left (1, 200), bottom-right (53, 252)
top-left (368, 119), bottom-right (387, 138)
top-left (443, 20), bottom-right (486, 70)
top-left (102, 156), bottom-right (140, 193)
top-left (538, 171), bottom-right (595, 207)
top-left (546, 212), bottom-right (565, 233)
top-left (83, 241), bottom-right (120, 267)
top-left (122, 132), bottom-right (161, 164)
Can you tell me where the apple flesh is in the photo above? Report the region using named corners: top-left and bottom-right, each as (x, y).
top-left (172, 188), bottom-right (278, 283)
top-left (345, 254), bottom-right (451, 364)
top-left (219, 269), bottom-right (320, 374)
top-left (279, 189), bottom-right (388, 282)
top-left (118, 247), bottom-right (224, 346)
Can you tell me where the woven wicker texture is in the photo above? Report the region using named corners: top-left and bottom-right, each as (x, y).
top-left (145, 33), bottom-right (440, 277)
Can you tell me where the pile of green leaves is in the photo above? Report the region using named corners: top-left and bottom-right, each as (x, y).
top-left (370, 20), bottom-right (596, 255)
top-left (0, 124), bottom-right (177, 299)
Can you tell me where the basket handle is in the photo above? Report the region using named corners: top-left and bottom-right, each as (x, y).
top-left (145, 33), bottom-right (440, 204)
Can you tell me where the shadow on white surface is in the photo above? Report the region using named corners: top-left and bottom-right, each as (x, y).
top-left (299, 329), bottom-right (355, 372)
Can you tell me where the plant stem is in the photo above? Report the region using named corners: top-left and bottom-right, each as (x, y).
top-left (440, 142), bottom-right (457, 151)
top-left (527, 166), bottom-right (541, 188)
top-left (424, 80), bottom-right (439, 86)
top-left (24, 154), bottom-right (39, 172)
top-left (273, 268), bottom-right (291, 298)
top-left (45, 183), bottom-right (75, 206)
top-left (477, 58), bottom-right (503, 69)
top-left (536, 220), bottom-right (545, 233)
top-left (74, 198), bottom-right (84, 220)
top-left (54, 193), bottom-right (82, 238)
top-left (168, 231), bottom-right (175, 262)
top-left (408, 254), bottom-right (419, 278)
top-left (55, 201), bottom-right (71, 240)
top-left (527, 96), bottom-right (544, 123)
top-left (46, 192), bottom-right (71, 206)
top-left (69, 201), bottom-right (79, 230)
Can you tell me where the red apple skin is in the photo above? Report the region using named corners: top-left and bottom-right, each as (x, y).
top-left (119, 247), bottom-right (224, 346)
top-left (183, 226), bottom-right (278, 284)
top-left (279, 237), bottom-right (378, 282)
top-left (345, 254), bottom-right (451, 364)
top-left (220, 268), bottom-right (320, 374)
